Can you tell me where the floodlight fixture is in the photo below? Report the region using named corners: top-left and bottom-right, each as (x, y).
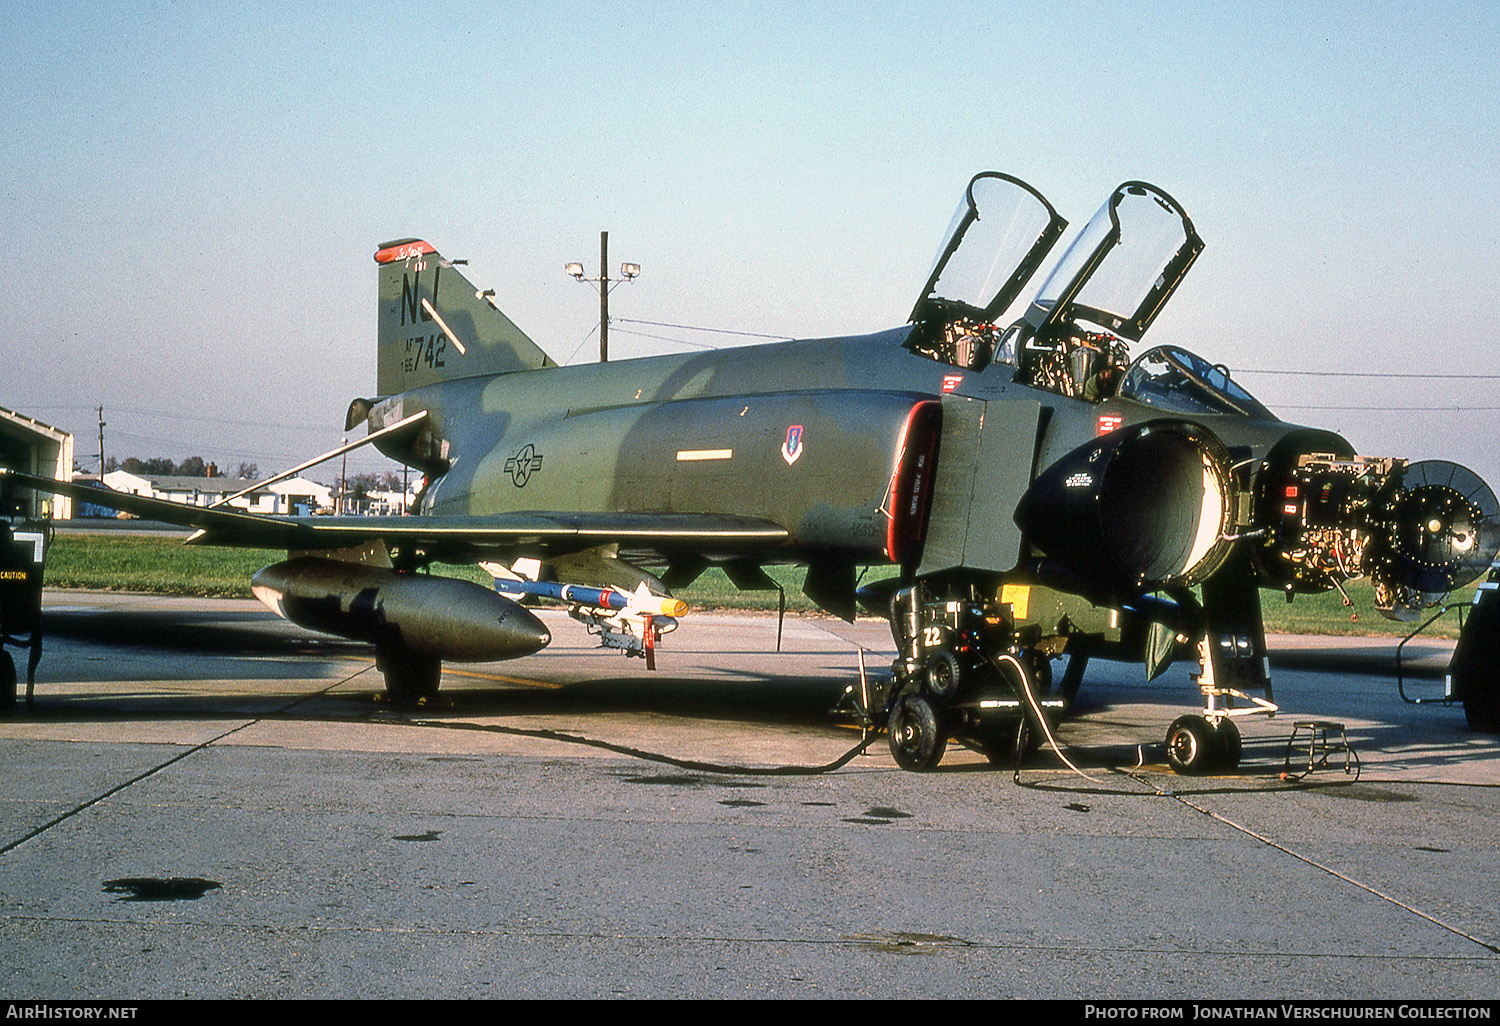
top-left (564, 232), bottom-right (639, 363)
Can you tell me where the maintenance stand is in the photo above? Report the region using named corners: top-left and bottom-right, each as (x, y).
top-left (0, 515), bottom-right (48, 711)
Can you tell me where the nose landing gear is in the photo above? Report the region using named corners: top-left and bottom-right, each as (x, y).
top-left (1164, 714), bottom-right (1244, 775)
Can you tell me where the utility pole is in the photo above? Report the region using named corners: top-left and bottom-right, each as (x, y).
top-left (96, 406), bottom-right (106, 478)
top-left (599, 231), bottom-right (609, 363)
top-left (566, 233), bottom-right (639, 364)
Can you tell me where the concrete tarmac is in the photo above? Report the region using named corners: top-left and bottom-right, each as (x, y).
top-left (1, 591), bottom-right (1498, 1000)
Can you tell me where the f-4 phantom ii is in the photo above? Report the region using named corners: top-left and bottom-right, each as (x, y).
top-left (7, 172), bottom-right (1499, 775)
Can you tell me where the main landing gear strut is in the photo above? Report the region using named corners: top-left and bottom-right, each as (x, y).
top-left (876, 586), bottom-right (1065, 772)
top-left (864, 582), bottom-right (1280, 776)
top-left (376, 641), bottom-right (442, 706)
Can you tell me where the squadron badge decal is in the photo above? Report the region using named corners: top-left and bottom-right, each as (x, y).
top-left (781, 425), bottom-right (804, 466)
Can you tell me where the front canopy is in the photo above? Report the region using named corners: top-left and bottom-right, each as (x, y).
top-left (910, 172), bottom-right (1068, 326)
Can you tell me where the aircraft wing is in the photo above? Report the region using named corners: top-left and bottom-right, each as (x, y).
top-left (0, 467), bottom-right (789, 562)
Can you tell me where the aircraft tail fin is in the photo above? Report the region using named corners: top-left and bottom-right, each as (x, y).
top-left (374, 239), bottom-right (555, 394)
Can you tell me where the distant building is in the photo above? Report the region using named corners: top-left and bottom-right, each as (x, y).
top-left (0, 407), bottom-right (74, 519)
top-left (362, 486), bottom-right (419, 516)
top-left (103, 471), bottom-right (333, 515)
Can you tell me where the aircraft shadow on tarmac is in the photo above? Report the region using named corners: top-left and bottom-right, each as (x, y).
top-left (40, 608), bottom-right (366, 657)
top-left (27, 610), bottom-right (1500, 779)
top-left (415, 672), bottom-right (854, 726)
top-left (27, 607), bottom-right (858, 730)
top-left (1061, 670), bottom-right (1500, 781)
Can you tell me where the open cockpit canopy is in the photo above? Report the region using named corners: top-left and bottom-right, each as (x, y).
top-left (909, 172), bottom-right (1068, 327)
top-left (1021, 181), bottom-right (1202, 343)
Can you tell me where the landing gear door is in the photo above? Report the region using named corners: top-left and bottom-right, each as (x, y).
top-left (910, 173), bottom-right (1068, 327)
top-left (918, 396), bottom-right (1045, 576)
top-left (1022, 182), bottom-right (1203, 342)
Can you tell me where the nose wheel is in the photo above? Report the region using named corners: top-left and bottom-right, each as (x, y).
top-left (1164, 714), bottom-right (1242, 775)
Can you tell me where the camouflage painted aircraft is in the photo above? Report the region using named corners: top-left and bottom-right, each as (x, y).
top-left (7, 173), bottom-right (1498, 774)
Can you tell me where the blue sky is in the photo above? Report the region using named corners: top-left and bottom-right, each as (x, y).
top-left (3, 0), bottom-right (1498, 486)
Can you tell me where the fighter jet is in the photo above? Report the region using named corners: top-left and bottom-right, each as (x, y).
top-left (7, 172), bottom-right (1497, 775)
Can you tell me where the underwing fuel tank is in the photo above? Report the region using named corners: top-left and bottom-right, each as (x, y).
top-left (1015, 420), bottom-right (1234, 599)
top-left (251, 558), bottom-right (551, 661)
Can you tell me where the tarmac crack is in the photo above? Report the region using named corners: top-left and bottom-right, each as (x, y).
top-left (1164, 788), bottom-right (1500, 956)
top-left (0, 663), bottom-right (377, 858)
top-left (0, 720), bottom-right (255, 858)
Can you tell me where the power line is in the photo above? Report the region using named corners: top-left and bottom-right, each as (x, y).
top-left (560, 321), bottom-right (600, 366)
top-left (609, 327), bottom-right (718, 350)
top-left (613, 317), bottom-right (791, 340)
top-left (95, 404), bottom-right (340, 434)
top-left (1235, 368), bottom-right (1500, 380)
top-left (14, 402), bottom-right (340, 437)
top-left (1276, 405), bottom-right (1500, 412)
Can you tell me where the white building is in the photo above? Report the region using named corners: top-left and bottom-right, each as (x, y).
top-left (0, 406), bottom-right (74, 518)
top-left (103, 471), bottom-right (333, 515)
top-left (362, 486), bottom-right (419, 516)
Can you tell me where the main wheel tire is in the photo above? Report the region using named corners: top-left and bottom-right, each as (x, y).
top-left (1025, 651), bottom-right (1054, 696)
top-left (976, 717), bottom-right (1043, 767)
top-left (888, 694), bottom-right (947, 771)
top-left (1057, 646), bottom-right (1090, 709)
top-left (1455, 592), bottom-right (1500, 731)
top-left (1465, 679), bottom-right (1500, 732)
top-left (888, 592), bottom-right (909, 647)
top-left (1015, 716), bottom-right (1043, 762)
top-left (970, 733), bottom-right (1011, 766)
top-left (0, 651), bottom-right (15, 714)
top-left (1165, 715), bottom-right (1221, 775)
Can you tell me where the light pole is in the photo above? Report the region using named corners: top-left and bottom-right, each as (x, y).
top-left (566, 231), bottom-right (639, 363)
